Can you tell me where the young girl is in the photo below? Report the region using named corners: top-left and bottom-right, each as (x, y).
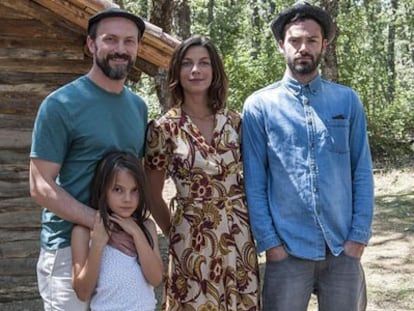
top-left (71, 151), bottom-right (163, 311)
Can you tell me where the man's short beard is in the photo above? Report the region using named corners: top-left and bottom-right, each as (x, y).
top-left (96, 53), bottom-right (134, 80)
top-left (288, 53), bottom-right (322, 75)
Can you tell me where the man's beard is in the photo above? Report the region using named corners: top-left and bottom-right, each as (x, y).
top-left (287, 52), bottom-right (322, 75)
top-left (96, 51), bottom-right (135, 80)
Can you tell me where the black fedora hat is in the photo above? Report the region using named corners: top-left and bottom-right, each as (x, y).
top-left (88, 7), bottom-right (145, 37)
top-left (270, 1), bottom-right (335, 44)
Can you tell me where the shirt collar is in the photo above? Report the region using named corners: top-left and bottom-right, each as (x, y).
top-left (282, 74), bottom-right (322, 96)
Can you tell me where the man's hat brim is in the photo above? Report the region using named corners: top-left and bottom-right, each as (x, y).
top-left (88, 7), bottom-right (145, 37)
top-left (270, 2), bottom-right (335, 44)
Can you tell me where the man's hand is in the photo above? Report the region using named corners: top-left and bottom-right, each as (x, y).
top-left (344, 240), bottom-right (365, 259)
top-left (266, 245), bottom-right (289, 262)
top-left (90, 213), bottom-right (110, 248)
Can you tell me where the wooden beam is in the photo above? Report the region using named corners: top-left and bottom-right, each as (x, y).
top-left (0, 58), bottom-right (91, 74)
top-left (0, 37), bottom-right (84, 51)
top-left (0, 72), bottom-right (79, 85)
top-left (0, 47), bottom-right (84, 61)
top-left (1, 0), bottom-right (84, 35)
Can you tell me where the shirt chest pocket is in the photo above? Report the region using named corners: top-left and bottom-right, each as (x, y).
top-left (325, 119), bottom-right (350, 154)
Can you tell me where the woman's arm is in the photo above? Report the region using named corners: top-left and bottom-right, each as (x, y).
top-left (145, 168), bottom-right (171, 235)
top-left (71, 214), bottom-right (109, 301)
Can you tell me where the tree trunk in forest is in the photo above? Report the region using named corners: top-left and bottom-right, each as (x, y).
top-left (173, 0), bottom-right (191, 40)
top-left (150, 0), bottom-right (174, 113)
top-left (387, 0), bottom-right (397, 102)
top-left (208, 0), bottom-right (215, 23)
top-left (250, 0), bottom-right (260, 59)
top-left (320, 0), bottom-right (339, 83)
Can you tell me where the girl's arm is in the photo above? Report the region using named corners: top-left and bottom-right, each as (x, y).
top-left (110, 215), bottom-right (163, 287)
top-left (71, 214), bottom-right (109, 301)
top-left (145, 168), bottom-right (171, 235)
top-left (136, 219), bottom-right (164, 286)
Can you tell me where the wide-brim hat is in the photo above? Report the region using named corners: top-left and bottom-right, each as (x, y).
top-left (270, 1), bottom-right (335, 44)
top-left (88, 7), bottom-right (145, 37)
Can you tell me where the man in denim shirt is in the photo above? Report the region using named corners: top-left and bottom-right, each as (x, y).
top-left (242, 2), bottom-right (374, 311)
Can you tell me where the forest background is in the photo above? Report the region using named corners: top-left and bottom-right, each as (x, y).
top-left (116, 0), bottom-right (413, 165)
top-left (1, 1), bottom-right (412, 310)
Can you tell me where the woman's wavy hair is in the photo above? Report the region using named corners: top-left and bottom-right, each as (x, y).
top-left (167, 35), bottom-right (228, 112)
top-left (90, 151), bottom-right (150, 233)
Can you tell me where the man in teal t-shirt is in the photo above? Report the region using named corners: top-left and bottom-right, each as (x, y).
top-left (30, 8), bottom-right (148, 310)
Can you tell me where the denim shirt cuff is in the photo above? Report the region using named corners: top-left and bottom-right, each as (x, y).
top-left (257, 235), bottom-right (282, 254)
top-left (347, 229), bottom-right (371, 245)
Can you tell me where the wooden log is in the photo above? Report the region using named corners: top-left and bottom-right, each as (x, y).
top-left (0, 230), bottom-right (40, 243)
top-left (0, 97), bottom-right (44, 116)
top-left (0, 72), bottom-right (79, 85)
top-left (0, 37), bottom-right (84, 51)
top-left (1, 18), bottom-right (80, 40)
top-left (0, 58), bottom-right (91, 74)
top-left (33, 0), bottom-right (91, 31)
top-left (0, 197), bottom-right (38, 213)
top-left (0, 257), bottom-right (38, 276)
top-left (1, 0), bottom-right (84, 35)
top-left (0, 129), bottom-right (32, 149)
top-left (0, 275), bottom-right (40, 302)
top-left (0, 180), bottom-right (29, 199)
top-left (0, 164), bottom-right (29, 182)
top-left (0, 240), bottom-right (39, 259)
top-left (0, 47), bottom-right (84, 61)
top-left (0, 114), bottom-right (35, 129)
top-left (0, 211), bottom-right (41, 229)
top-left (0, 83), bottom-right (59, 95)
top-left (0, 150), bottom-right (32, 164)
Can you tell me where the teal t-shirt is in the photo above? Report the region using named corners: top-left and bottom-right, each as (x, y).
top-left (30, 76), bottom-right (148, 250)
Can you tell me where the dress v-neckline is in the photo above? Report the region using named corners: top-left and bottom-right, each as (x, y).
top-left (186, 113), bottom-right (216, 148)
top-left (180, 109), bottom-right (226, 153)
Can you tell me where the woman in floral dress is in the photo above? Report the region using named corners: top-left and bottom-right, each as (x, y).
top-left (145, 36), bottom-right (260, 311)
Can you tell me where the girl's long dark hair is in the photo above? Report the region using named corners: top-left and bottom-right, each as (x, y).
top-left (167, 35), bottom-right (228, 112)
top-left (90, 151), bottom-right (150, 233)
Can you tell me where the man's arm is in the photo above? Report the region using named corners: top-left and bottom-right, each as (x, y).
top-left (347, 91), bottom-right (375, 249)
top-left (242, 98), bottom-right (281, 254)
top-left (29, 158), bottom-right (96, 229)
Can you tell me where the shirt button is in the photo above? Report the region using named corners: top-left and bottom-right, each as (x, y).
top-left (313, 188), bottom-right (318, 193)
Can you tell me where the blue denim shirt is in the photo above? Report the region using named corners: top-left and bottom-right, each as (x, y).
top-left (242, 74), bottom-right (374, 260)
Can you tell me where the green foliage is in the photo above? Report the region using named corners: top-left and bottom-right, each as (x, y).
top-left (128, 0), bottom-right (414, 162)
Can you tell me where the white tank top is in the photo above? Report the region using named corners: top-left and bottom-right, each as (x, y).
top-left (90, 245), bottom-right (157, 311)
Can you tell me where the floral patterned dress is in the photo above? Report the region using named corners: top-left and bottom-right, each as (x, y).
top-left (145, 107), bottom-right (260, 311)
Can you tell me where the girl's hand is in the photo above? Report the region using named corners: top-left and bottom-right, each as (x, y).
top-left (90, 213), bottom-right (110, 248)
top-left (109, 214), bottom-right (141, 237)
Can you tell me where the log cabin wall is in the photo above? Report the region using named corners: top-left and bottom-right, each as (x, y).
top-left (0, 1), bottom-right (178, 307)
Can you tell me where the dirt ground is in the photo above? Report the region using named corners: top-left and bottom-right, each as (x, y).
top-left (0, 168), bottom-right (412, 310)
